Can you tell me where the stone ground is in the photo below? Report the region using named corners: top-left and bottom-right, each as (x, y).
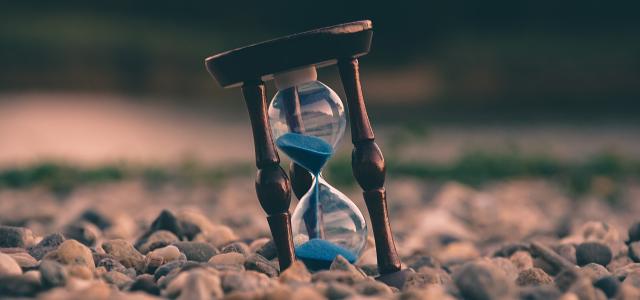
top-left (1, 176), bottom-right (640, 299)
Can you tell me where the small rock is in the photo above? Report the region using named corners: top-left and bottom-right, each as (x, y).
top-left (221, 241), bottom-right (250, 256)
top-left (593, 276), bottom-right (620, 298)
top-left (290, 285), bottom-right (325, 300)
top-left (279, 261), bottom-right (311, 284)
top-left (568, 277), bottom-right (606, 300)
top-left (221, 270), bottom-right (273, 294)
top-left (516, 267), bottom-right (553, 286)
top-left (80, 209), bottom-right (112, 230)
top-left (628, 222), bottom-right (640, 243)
top-left (312, 270), bottom-right (366, 285)
top-left (176, 269), bottom-right (222, 300)
top-left (624, 272), bottom-right (640, 288)
top-left (576, 242), bottom-right (612, 267)
top-left (403, 268), bottom-right (450, 290)
top-left (176, 210), bottom-right (216, 241)
top-left (256, 239), bottom-right (277, 260)
top-left (613, 263), bottom-right (640, 280)
top-left (46, 239), bottom-right (95, 271)
top-left (628, 242), bottom-right (640, 262)
top-left (323, 282), bottom-right (356, 299)
top-left (208, 252), bottom-right (246, 266)
top-left (400, 285), bottom-right (456, 300)
top-left (436, 241), bottom-right (480, 266)
top-left (194, 225), bottom-right (238, 248)
top-left (492, 242), bottom-right (530, 257)
top-left (39, 260), bottom-right (68, 288)
top-left (510, 250), bottom-right (534, 271)
top-left (129, 274), bottom-right (161, 295)
top-left (96, 257), bottom-right (129, 274)
top-left (617, 282), bottom-right (640, 300)
top-left (63, 221), bottom-right (100, 247)
top-left (556, 244), bottom-right (577, 265)
top-left (353, 280), bottom-right (392, 296)
top-left (580, 263), bottom-right (610, 281)
top-left (0, 226), bottom-right (34, 248)
top-left (453, 261), bottom-right (514, 300)
top-left (8, 252), bottom-right (37, 269)
top-left (245, 253), bottom-right (278, 277)
top-left (137, 230), bottom-right (179, 254)
top-left (555, 268), bottom-right (581, 292)
top-left (487, 257), bottom-right (518, 281)
top-left (405, 255), bottom-right (441, 271)
top-left (517, 286), bottom-right (562, 300)
top-left (249, 238), bottom-right (271, 253)
top-left (153, 260), bottom-right (187, 280)
top-left (102, 239), bottom-right (145, 273)
top-left (67, 264), bottom-right (93, 279)
top-left (329, 255), bottom-right (366, 279)
top-left (359, 264), bottom-right (379, 277)
top-left (173, 241), bottom-right (218, 262)
top-left (102, 270), bottom-right (133, 288)
top-left (0, 275), bottom-right (42, 297)
top-left (0, 252), bottom-right (22, 275)
top-left (28, 233), bottom-right (65, 260)
top-left (148, 210), bottom-right (183, 239)
top-left (148, 245), bottom-right (181, 262)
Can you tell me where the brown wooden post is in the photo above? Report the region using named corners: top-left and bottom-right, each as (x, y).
top-left (241, 80), bottom-right (295, 271)
top-left (337, 58), bottom-right (402, 275)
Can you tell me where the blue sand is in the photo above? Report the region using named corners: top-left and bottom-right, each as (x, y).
top-left (275, 133), bottom-right (333, 175)
top-left (295, 239), bottom-right (357, 270)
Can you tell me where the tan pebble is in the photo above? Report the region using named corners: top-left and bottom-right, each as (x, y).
top-left (148, 245), bottom-right (181, 262)
top-left (291, 285), bottom-right (325, 300)
top-left (55, 240), bottom-right (95, 270)
top-left (279, 261), bottom-right (311, 284)
top-left (0, 252), bottom-right (22, 275)
top-left (67, 265), bottom-right (94, 280)
top-left (249, 238), bottom-right (271, 253)
top-left (8, 252), bottom-right (38, 268)
top-left (510, 251), bottom-right (534, 271)
top-left (208, 252), bottom-right (245, 265)
top-left (195, 225), bottom-right (238, 247)
top-left (24, 270), bottom-right (41, 282)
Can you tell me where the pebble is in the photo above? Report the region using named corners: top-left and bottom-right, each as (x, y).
top-left (329, 255), bottom-right (366, 279)
top-left (353, 280), bottom-right (392, 296)
top-left (399, 285), bottom-right (456, 300)
top-left (279, 260), bottom-right (311, 284)
top-left (290, 285), bottom-right (325, 300)
top-left (568, 277), bottom-right (606, 300)
top-left (556, 244), bottom-right (577, 265)
top-left (402, 268), bottom-right (450, 290)
top-left (67, 264), bottom-right (93, 279)
top-left (256, 239), bottom-right (278, 260)
top-left (311, 270), bottom-right (366, 286)
top-left (102, 270), bottom-right (133, 288)
top-left (153, 260), bottom-right (188, 280)
top-left (323, 282), bottom-right (356, 299)
top-left (613, 263), bottom-right (640, 280)
top-left (0, 225), bottom-right (34, 248)
top-left (96, 257), bottom-right (129, 274)
top-left (510, 250), bottom-right (534, 271)
top-left (63, 221), bottom-right (101, 247)
top-left (9, 252), bottom-right (37, 269)
top-left (221, 270), bottom-right (273, 294)
top-left (39, 259), bottom-right (68, 288)
top-left (453, 261), bottom-right (513, 300)
top-left (173, 241), bottom-right (218, 262)
top-left (176, 210), bottom-right (216, 240)
top-left (516, 267), bottom-right (553, 286)
top-left (0, 252), bottom-right (22, 275)
top-left (405, 255), bottom-right (441, 271)
top-left (136, 230), bottom-right (179, 254)
top-left (628, 222), bottom-right (640, 243)
top-left (209, 252), bottom-right (246, 266)
top-left (554, 268), bottom-right (581, 292)
top-left (221, 241), bottom-right (250, 256)
top-left (79, 209), bottom-right (112, 230)
top-left (174, 269), bottom-right (223, 300)
top-left (492, 242), bottom-right (530, 257)
top-left (517, 286), bottom-right (562, 300)
top-left (147, 210), bottom-right (184, 239)
top-left (102, 239), bottom-right (146, 273)
top-left (580, 263), bottom-right (611, 281)
top-left (245, 253), bottom-right (278, 277)
top-left (129, 274), bottom-right (161, 295)
top-left (624, 271), bottom-right (640, 288)
top-left (593, 275), bottom-right (621, 298)
top-left (194, 225), bottom-right (238, 248)
top-left (28, 233), bottom-right (65, 260)
top-left (0, 275), bottom-right (42, 297)
top-left (46, 239), bottom-right (95, 270)
top-left (628, 241), bottom-right (640, 262)
top-left (576, 242), bottom-right (612, 266)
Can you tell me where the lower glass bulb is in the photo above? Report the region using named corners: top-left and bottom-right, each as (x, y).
top-left (291, 175), bottom-right (368, 270)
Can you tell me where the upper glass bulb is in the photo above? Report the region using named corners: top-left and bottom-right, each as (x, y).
top-left (268, 67), bottom-right (346, 149)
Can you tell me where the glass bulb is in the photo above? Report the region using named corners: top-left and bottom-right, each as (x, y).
top-left (291, 176), bottom-right (368, 269)
top-left (268, 80), bottom-right (346, 149)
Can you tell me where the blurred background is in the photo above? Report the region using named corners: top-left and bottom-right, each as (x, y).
top-left (1, 0), bottom-right (640, 225)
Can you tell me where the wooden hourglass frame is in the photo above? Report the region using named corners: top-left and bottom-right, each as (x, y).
top-left (205, 20), bottom-right (412, 287)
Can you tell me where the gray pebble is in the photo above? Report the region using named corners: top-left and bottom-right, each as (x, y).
top-left (628, 222), bottom-right (640, 243)
top-left (329, 255), bottom-right (366, 279)
top-left (453, 261), bottom-right (514, 300)
top-left (244, 253), bottom-right (278, 277)
top-left (173, 241), bottom-right (218, 262)
top-left (39, 260), bottom-right (68, 288)
top-left (137, 230), bottom-right (179, 254)
top-left (517, 286), bottom-right (562, 300)
top-left (576, 242), bottom-right (612, 267)
top-left (221, 241), bottom-right (249, 256)
top-left (63, 221), bottom-right (100, 247)
top-left (129, 274), bottom-right (161, 295)
top-left (554, 268), bottom-right (581, 292)
top-left (79, 209), bottom-right (112, 230)
top-left (628, 241), bottom-right (640, 262)
top-left (153, 260), bottom-right (187, 280)
top-left (0, 275), bottom-right (42, 297)
top-left (353, 280), bottom-right (392, 296)
top-left (221, 270), bottom-right (272, 294)
top-left (594, 276), bottom-right (621, 298)
top-left (102, 270), bottom-right (133, 289)
top-left (312, 270), bottom-right (365, 286)
top-left (0, 226), bottom-right (32, 248)
top-left (256, 239), bottom-right (277, 260)
top-left (28, 233), bottom-right (64, 260)
top-left (324, 282), bottom-right (356, 299)
top-left (516, 267), bottom-right (553, 286)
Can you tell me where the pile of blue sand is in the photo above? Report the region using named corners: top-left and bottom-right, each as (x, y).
top-left (295, 238), bottom-right (357, 270)
top-left (275, 133), bottom-right (333, 175)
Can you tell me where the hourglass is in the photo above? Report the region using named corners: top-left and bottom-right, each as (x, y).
top-left (205, 20), bottom-right (413, 287)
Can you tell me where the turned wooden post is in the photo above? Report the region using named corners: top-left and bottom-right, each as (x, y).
top-left (241, 80), bottom-right (296, 270)
top-left (338, 58), bottom-right (402, 275)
